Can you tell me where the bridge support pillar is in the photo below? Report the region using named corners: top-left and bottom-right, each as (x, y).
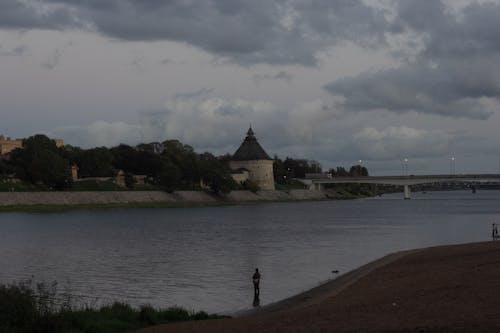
top-left (404, 185), bottom-right (411, 200)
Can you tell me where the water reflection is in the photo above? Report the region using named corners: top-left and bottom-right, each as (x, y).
top-left (252, 294), bottom-right (260, 307)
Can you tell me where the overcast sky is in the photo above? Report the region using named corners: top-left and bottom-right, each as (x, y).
top-left (1, 0), bottom-right (500, 175)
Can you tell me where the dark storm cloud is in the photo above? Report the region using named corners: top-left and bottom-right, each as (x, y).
top-left (0, 1), bottom-right (74, 30)
top-left (394, 0), bottom-right (500, 59)
top-left (325, 58), bottom-right (500, 119)
top-left (1, 0), bottom-right (388, 65)
top-left (325, 0), bottom-right (500, 119)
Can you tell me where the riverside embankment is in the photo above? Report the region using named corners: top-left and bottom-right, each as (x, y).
top-left (140, 241), bottom-right (500, 333)
top-left (0, 189), bottom-right (328, 210)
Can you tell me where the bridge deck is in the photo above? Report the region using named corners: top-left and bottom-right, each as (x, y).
top-left (302, 174), bottom-right (500, 186)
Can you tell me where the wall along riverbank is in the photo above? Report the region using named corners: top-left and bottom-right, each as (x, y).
top-left (0, 190), bottom-right (331, 211)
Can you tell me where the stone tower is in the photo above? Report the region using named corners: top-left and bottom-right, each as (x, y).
top-left (230, 127), bottom-right (275, 190)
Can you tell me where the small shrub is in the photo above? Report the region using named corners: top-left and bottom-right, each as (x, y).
top-left (0, 281), bottom-right (36, 330)
top-left (159, 306), bottom-right (190, 322)
top-left (242, 180), bottom-right (260, 193)
top-left (0, 281), bottom-right (227, 333)
top-left (139, 305), bottom-right (157, 325)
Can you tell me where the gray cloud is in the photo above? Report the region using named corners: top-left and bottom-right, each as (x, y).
top-left (42, 48), bottom-right (62, 69)
top-left (53, 121), bottom-right (141, 148)
top-left (2, 0), bottom-right (388, 65)
top-left (174, 88), bottom-right (214, 100)
top-left (160, 58), bottom-right (186, 66)
top-left (51, 90), bottom-right (497, 175)
top-left (254, 71), bottom-right (293, 83)
top-left (0, 44), bottom-right (27, 56)
top-left (129, 55), bottom-right (145, 72)
top-left (324, 0), bottom-right (500, 119)
top-left (350, 126), bottom-right (454, 160)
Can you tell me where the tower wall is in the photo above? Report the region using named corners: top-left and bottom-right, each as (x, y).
top-left (230, 160), bottom-right (275, 190)
top-left (0, 137), bottom-right (23, 155)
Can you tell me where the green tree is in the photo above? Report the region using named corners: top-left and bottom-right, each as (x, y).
top-left (111, 144), bottom-right (139, 173)
top-left (349, 165), bottom-right (369, 177)
top-left (0, 158), bottom-right (13, 176)
top-left (162, 140), bottom-right (200, 187)
top-left (10, 134), bottom-right (72, 189)
top-left (330, 167), bottom-right (349, 177)
top-left (273, 155), bottom-right (287, 184)
top-left (159, 159), bottom-right (182, 192)
top-left (79, 147), bottom-right (114, 177)
top-left (242, 179), bottom-right (260, 192)
top-left (198, 153), bottom-right (237, 195)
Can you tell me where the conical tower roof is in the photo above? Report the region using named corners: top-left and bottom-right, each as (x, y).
top-left (232, 127), bottom-right (272, 161)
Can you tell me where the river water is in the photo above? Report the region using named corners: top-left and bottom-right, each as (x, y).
top-left (0, 190), bottom-right (499, 313)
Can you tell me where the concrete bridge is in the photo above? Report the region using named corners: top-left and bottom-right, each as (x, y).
top-left (299, 174), bottom-right (500, 199)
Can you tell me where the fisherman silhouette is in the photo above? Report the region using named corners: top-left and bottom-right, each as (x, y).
top-left (252, 268), bottom-right (261, 307)
top-left (252, 268), bottom-right (261, 296)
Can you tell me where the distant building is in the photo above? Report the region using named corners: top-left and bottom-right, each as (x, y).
top-left (230, 127), bottom-right (275, 190)
top-left (54, 139), bottom-right (64, 148)
top-left (0, 135), bottom-right (23, 155)
top-left (71, 164), bottom-right (79, 181)
top-left (0, 134), bottom-right (63, 156)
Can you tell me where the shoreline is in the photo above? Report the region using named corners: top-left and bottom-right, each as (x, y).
top-left (0, 189), bottom-right (373, 212)
top-left (235, 247), bottom-right (419, 317)
top-left (139, 241), bottom-right (500, 332)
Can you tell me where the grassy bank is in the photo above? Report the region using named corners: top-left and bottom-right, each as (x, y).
top-left (0, 201), bottom-right (235, 212)
top-left (0, 198), bottom-right (332, 213)
top-left (0, 280), bottom-right (226, 333)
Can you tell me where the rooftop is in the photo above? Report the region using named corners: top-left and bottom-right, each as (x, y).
top-left (232, 127), bottom-right (272, 161)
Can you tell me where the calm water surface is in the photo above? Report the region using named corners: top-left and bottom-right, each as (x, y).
top-left (0, 190), bottom-right (499, 313)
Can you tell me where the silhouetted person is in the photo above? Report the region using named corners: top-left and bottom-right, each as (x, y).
top-left (493, 223), bottom-right (498, 240)
top-left (252, 268), bottom-right (261, 296)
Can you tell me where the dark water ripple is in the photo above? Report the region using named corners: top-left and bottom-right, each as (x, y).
top-left (0, 190), bottom-right (499, 313)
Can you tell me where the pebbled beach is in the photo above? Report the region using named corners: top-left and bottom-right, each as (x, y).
top-left (139, 241), bottom-right (500, 332)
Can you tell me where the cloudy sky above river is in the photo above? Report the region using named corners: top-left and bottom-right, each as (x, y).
top-left (1, 0), bottom-right (500, 175)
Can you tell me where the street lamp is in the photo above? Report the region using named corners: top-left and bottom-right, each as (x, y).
top-left (450, 156), bottom-right (455, 175)
top-left (404, 158), bottom-right (408, 176)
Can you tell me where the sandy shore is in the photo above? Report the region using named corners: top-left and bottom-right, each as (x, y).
top-left (139, 241), bottom-right (500, 332)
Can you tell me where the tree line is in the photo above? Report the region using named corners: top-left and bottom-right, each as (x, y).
top-left (0, 134), bottom-right (369, 192)
top-left (0, 134), bottom-right (236, 193)
top-left (273, 156), bottom-right (368, 185)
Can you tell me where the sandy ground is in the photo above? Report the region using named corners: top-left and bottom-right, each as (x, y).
top-left (139, 241), bottom-right (500, 332)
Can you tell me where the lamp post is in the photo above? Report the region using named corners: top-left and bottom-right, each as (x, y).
top-left (450, 156), bottom-right (455, 175)
top-left (404, 158), bottom-right (408, 176)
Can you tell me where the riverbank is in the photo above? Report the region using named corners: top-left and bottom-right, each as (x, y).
top-left (139, 241), bottom-right (500, 332)
top-left (0, 189), bottom-right (351, 212)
